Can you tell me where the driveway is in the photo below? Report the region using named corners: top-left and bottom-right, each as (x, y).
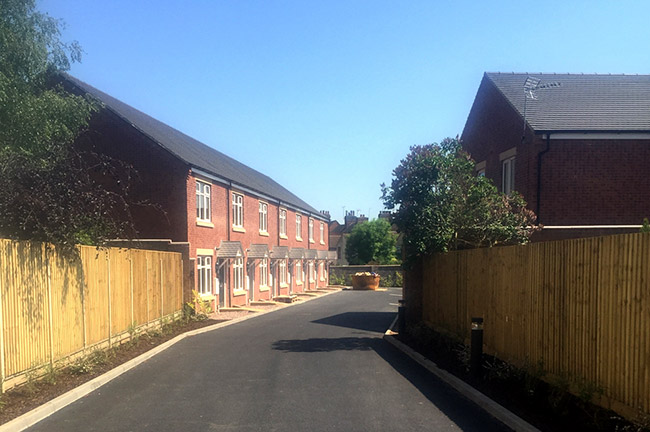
top-left (27, 289), bottom-right (509, 431)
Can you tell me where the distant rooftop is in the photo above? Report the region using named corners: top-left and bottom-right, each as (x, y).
top-left (486, 72), bottom-right (650, 132)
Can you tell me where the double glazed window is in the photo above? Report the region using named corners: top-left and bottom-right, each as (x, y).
top-left (309, 262), bottom-right (315, 282)
top-left (260, 258), bottom-right (268, 286)
top-left (296, 214), bottom-right (302, 240)
top-left (233, 257), bottom-right (244, 290)
top-left (295, 261), bottom-right (302, 283)
top-left (279, 260), bottom-right (287, 285)
top-left (259, 201), bottom-right (268, 233)
top-left (320, 222), bottom-right (325, 244)
top-left (308, 218), bottom-right (314, 242)
top-left (279, 209), bottom-right (287, 236)
top-left (196, 181), bottom-right (211, 222)
top-left (232, 193), bottom-right (244, 228)
top-left (502, 157), bottom-right (515, 195)
top-left (197, 256), bottom-right (212, 295)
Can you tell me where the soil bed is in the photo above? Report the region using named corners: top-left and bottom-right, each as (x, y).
top-left (399, 325), bottom-right (648, 432)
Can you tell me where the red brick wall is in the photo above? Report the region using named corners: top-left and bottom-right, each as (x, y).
top-left (461, 75), bottom-right (650, 237)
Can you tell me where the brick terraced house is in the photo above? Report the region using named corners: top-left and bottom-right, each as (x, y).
top-left (462, 73), bottom-right (650, 241)
top-left (64, 75), bottom-right (332, 309)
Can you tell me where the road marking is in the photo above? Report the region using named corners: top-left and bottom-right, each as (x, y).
top-left (389, 294), bottom-right (401, 297)
top-left (389, 303), bottom-right (400, 306)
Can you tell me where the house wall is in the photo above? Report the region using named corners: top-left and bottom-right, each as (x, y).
top-left (462, 76), bottom-right (650, 239)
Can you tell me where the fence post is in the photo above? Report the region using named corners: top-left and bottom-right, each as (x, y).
top-left (0, 244), bottom-right (5, 393)
top-left (160, 258), bottom-right (164, 325)
top-left (46, 249), bottom-right (54, 366)
top-left (130, 252), bottom-right (134, 326)
top-left (107, 253), bottom-right (112, 347)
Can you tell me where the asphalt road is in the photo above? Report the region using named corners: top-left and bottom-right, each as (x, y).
top-left (27, 289), bottom-right (509, 432)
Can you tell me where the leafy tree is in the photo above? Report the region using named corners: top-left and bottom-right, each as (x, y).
top-left (345, 219), bottom-right (398, 265)
top-left (381, 137), bottom-right (538, 266)
top-left (0, 0), bottom-right (140, 248)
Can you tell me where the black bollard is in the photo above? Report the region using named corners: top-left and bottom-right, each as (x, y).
top-left (397, 300), bottom-right (406, 333)
top-left (470, 317), bottom-right (483, 379)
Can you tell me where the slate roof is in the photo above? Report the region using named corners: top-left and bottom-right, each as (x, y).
top-left (63, 74), bottom-right (326, 218)
top-left (216, 241), bottom-right (243, 259)
top-left (288, 248), bottom-right (305, 259)
top-left (485, 73), bottom-right (650, 132)
top-left (247, 244), bottom-right (269, 259)
top-left (304, 249), bottom-right (318, 259)
top-left (270, 246), bottom-right (289, 260)
top-left (327, 251), bottom-right (338, 261)
top-left (316, 250), bottom-right (329, 260)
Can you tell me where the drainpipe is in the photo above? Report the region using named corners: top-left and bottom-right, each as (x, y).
top-left (536, 134), bottom-right (551, 224)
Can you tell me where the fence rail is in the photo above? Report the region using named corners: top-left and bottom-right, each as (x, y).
top-left (0, 239), bottom-right (183, 391)
top-left (419, 232), bottom-right (650, 419)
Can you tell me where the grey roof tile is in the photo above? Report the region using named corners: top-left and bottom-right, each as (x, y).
top-left (486, 72), bottom-right (650, 132)
top-left (304, 249), bottom-right (318, 259)
top-left (64, 74), bottom-right (325, 217)
top-left (288, 248), bottom-right (305, 259)
top-left (216, 241), bottom-right (243, 259)
top-left (270, 246), bottom-right (289, 260)
top-left (316, 250), bottom-right (328, 260)
top-left (327, 251), bottom-right (338, 261)
top-left (247, 244), bottom-right (269, 259)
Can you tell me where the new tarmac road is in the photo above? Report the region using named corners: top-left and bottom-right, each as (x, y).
top-left (27, 289), bottom-right (509, 431)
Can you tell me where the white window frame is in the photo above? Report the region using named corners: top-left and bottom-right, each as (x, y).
top-left (502, 157), bottom-right (515, 195)
top-left (295, 261), bottom-right (302, 283)
top-left (475, 160), bottom-right (486, 177)
top-left (320, 262), bottom-right (325, 281)
top-left (309, 261), bottom-right (315, 283)
top-left (196, 180), bottom-right (211, 222)
top-left (197, 256), bottom-right (212, 295)
top-left (279, 260), bottom-right (287, 285)
top-left (296, 214), bottom-right (302, 240)
top-left (233, 257), bottom-right (244, 290)
top-left (309, 218), bottom-right (314, 242)
top-left (279, 209), bottom-right (287, 236)
top-left (320, 222), bottom-right (325, 244)
top-left (259, 201), bottom-right (268, 233)
top-left (260, 258), bottom-right (268, 286)
top-left (232, 192), bottom-right (244, 228)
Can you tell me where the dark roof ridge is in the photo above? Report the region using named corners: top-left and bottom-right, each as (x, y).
top-left (486, 71), bottom-right (650, 77)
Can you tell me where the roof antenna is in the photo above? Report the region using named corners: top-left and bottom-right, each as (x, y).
top-left (522, 77), bottom-right (561, 143)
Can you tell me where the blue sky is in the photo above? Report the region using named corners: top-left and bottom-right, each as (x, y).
top-left (40, 0), bottom-right (650, 223)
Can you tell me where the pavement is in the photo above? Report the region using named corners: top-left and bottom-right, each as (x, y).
top-left (11, 288), bottom-right (532, 432)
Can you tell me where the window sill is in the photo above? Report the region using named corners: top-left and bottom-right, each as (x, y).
top-left (259, 286), bottom-right (270, 292)
top-left (280, 283), bottom-right (289, 288)
top-left (198, 293), bottom-right (216, 300)
top-left (279, 234), bottom-right (288, 240)
top-left (295, 281), bottom-right (303, 286)
top-left (259, 230), bottom-right (269, 237)
top-left (233, 289), bottom-right (247, 297)
top-left (309, 279), bottom-right (315, 283)
top-left (309, 239), bottom-right (315, 244)
top-left (232, 226), bottom-right (246, 233)
top-left (296, 237), bottom-right (303, 242)
top-left (196, 220), bottom-right (214, 228)
top-left (320, 241), bottom-right (325, 245)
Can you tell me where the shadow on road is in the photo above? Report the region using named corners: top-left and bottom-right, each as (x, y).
top-left (272, 337), bottom-right (375, 352)
top-left (312, 311), bottom-right (396, 333)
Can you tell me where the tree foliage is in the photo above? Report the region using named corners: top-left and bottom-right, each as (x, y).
top-left (381, 138), bottom-right (538, 266)
top-left (345, 219), bottom-right (398, 265)
top-left (0, 0), bottom-right (139, 248)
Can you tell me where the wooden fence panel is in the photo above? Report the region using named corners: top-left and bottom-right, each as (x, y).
top-left (419, 232), bottom-right (650, 419)
top-left (0, 240), bottom-right (183, 392)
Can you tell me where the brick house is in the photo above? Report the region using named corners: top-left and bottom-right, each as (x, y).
top-left (461, 72), bottom-right (650, 241)
top-left (64, 75), bottom-right (331, 308)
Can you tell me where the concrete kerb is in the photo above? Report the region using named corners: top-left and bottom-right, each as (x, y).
top-left (383, 317), bottom-right (540, 432)
top-left (2, 288), bottom-right (342, 432)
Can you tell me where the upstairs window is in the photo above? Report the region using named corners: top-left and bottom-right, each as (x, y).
top-left (259, 201), bottom-right (268, 233)
top-left (320, 222), bottom-right (325, 244)
top-left (279, 209), bottom-right (287, 236)
top-left (296, 214), bottom-right (302, 240)
top-left (309, 218), bottom-right (314, 242)
top-left (196, 181), bottom-right (211, 222)
top-left (232, 192), bottom-right (244, 228)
